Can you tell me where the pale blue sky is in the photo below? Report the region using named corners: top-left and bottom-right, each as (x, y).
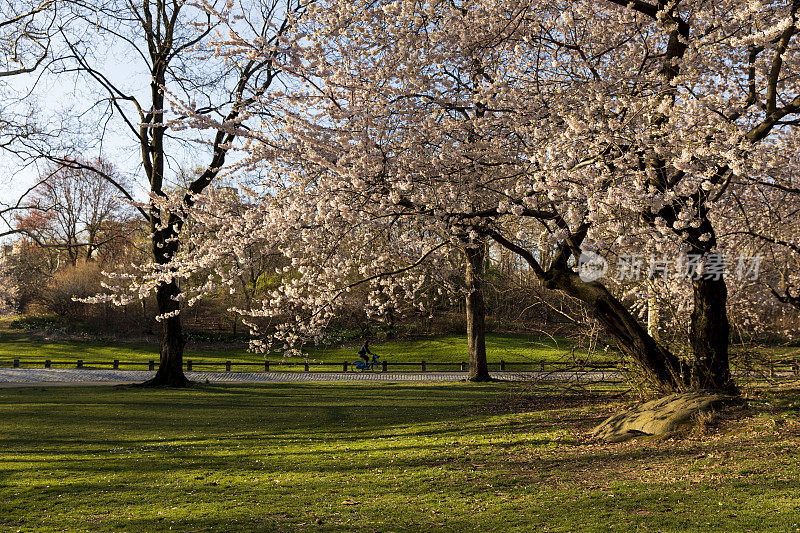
top-left (0, 3), bottom-right (254, 238)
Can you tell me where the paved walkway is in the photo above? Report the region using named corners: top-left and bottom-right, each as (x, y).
top-left (0, 368), bottom-right (624, 386)
top-left (0, 368), bottom-right (792, 387)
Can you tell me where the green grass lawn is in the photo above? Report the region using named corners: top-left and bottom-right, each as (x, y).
top-left (306, 332), bottom-right (594, 365)
top-left (0, 330), bottom-right (254, 365)
top-left (1, 382), bottom-right (799, 531)
top-left (0, 327), bottom-right (595, 369)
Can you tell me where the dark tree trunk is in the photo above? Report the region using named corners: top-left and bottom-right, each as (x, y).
top-left (642, 149), bottom-right (737, 392)
top-left (690, 276), bottom-right (736, 393)
top-left (139, 225), bottom-right (189, 387)
top-left (488, 228), bottom-right (688, 392)
top-left (683, 216), bottom-right (735, 393)
top-left (545, 268), bottom-right (688, 392)
top-left (139, 279), bottom-right (189, 387)
top-left (654, 201), bottom-right (736, 393)
top-left (465, 242), bottom-right (491, 382)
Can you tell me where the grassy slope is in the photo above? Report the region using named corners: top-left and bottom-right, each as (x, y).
top-left (1, 382), bottom-right (799, 532)
top-left (0, 329), bottom-right (594, 367)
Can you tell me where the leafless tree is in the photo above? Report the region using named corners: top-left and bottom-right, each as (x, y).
top-left (0, 0), bottom-right (55, 78)
top-left (13, 158), bottom-right (132, 265)
top-left (2, 0), bottom-right (300, 385)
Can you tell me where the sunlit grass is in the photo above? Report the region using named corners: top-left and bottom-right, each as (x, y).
top-left (0, 326), bottom-right (593, 368)
top-left (1, 382), bottom-right (799, 531)
top-left (305, 332), bottom-right (592, 365)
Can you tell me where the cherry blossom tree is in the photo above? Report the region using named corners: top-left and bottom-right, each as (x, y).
top-left (122, 0), bottom-right (800, 393)
top-left (719, 148), bottom-right (800, 318)
top-left (146, 0), bottom-right (671, 387)
top-left (505, 0), bottom-right (800, 391)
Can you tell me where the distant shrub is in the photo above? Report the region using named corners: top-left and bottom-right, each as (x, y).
top-left (9, 314), bottom-right (71, 331)
top-left (42, 261), bottom-right (104, 317)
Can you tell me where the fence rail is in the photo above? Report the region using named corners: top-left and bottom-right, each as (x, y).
top-left (1, 357), bottom-right (799, 376)
top-left (0, 358), bottom-right (616, 372)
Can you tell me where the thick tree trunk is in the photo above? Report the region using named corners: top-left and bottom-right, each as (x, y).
top-left (465, 243), bottom-right (491, 382)
top-left (139, 218), bottom-right (189, 387)
top-left (643, 160), bottom-right (736, 392)
top-left (545, 268), bottom-right (688, 392)
top-left (488, 229), bottom-right (687, 392)
top-left (139, 279), bottom-right (189, 387)
top-left (690, 276), bottom-right (736, 393)
top-left (672, 211), bottom-right (735, 392)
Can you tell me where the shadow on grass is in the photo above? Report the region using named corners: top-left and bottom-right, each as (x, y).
top-left (3, 382), bottom-right (800, 531)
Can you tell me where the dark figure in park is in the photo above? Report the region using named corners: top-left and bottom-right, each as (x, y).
top-left (358, 340), bottom-right (375, 364)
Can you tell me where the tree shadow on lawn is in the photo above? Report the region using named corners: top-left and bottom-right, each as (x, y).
top-left (4, 386), bottom-right (799, 532)
top-left (5, 384), bottom-right (790, 450)
top-left (0, 427), bottom-right (731, 483)
top-left (7, 464), bottom-right (797, 533)
top-left (380, 444), bottom-right (702, 473)
top-left (3, 383), bottom-right (790, 457)
top-left (0, 382), bottom-right (519, 450)
top-left (0, 383), bottom-right (688, 465)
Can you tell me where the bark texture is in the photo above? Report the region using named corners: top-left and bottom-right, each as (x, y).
top-left (487, 228), bottom-right (689, 393)
top-left (142, 279), bottom-right (189, 387)
top-left (544, 268), bottom-right (688, 393)
top-left (139, 223), bottom-right (189, 387)
top-left (465, 243), bottom-right (491, 382)
top-left (689, 277), bottom-right (735, 393)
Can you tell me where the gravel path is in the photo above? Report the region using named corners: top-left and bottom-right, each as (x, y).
top-left (0, 368), bottom-right (624, 386)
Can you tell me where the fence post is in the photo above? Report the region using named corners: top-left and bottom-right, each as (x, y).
top-left (44, 359), bottom-right (51, 369)
top-left (112, 359), bottom-right (119, 370)
top-left (226, 361), bottom-right (231, 372)
top-left (422, 360), bottom-right (426, 372)
top-left (264, 360), bottom-right (269, 371)
top-left (794, 363), bottom-right (799, 377)
top-left (343, 361), bottom-right (348, 372)
top-left (187, 360), bottom-right (193, 371)
top-left (148, 360), bottom-right (155, 371)
top-left (13, 359), bottom-right (19, 368)
top-left (382, 360), bottom-right (387, 372)
top-left (541, 362), bottom-right (545, 372)
top-left (77, 360), bottom-right (83, 369)
top-left (500, 360), bottom-right (505, 371)
top-left (304, 362), bottom-right (310, 372)
top-left (578, 359), bottom-right (585, 372)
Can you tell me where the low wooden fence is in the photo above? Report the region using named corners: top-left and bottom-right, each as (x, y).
top-left (0, 358), bottom-right (621, 373)
top-left (2, 357), bottom-right (799, 377)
